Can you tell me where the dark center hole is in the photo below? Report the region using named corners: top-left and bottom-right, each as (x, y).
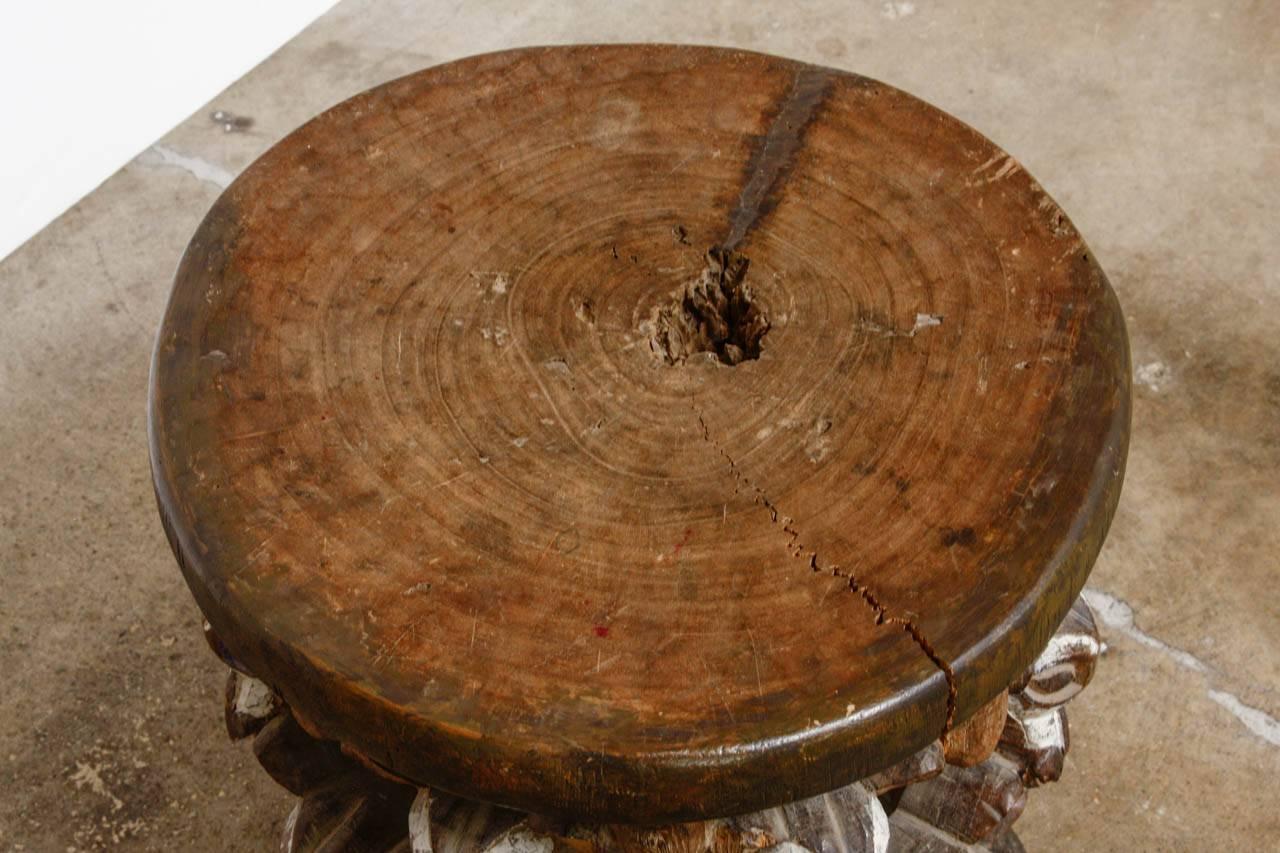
top-left (648, 247), bottom-right (770, 366)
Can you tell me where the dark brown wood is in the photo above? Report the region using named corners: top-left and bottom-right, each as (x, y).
top-left (412, 791), bottom-right (531, 852)
top-left (411, 782), bottom-right (890, 852)
top-left (989, 829), bottom-right (1027, 853)
top-left (214, 599), bottom-right (1104, 851)
top-left (864, 743), bottom-right (946, 795)
top-left (202, 618), bottom-right (246, 674)
top-left (887, 813), bottom-right (1025, 853)
top-left (888, 812), bottom-right (976, 852)
top-left (150, 45), bottom-right (1129, 822)
top-left (252, 713), bottom-right (364, 797)
top-left (727, 782), bottom-right (888, 851)
top-left (896, 758), bottom-right (1026, 845)
top-left (282, 783), bottom-right (414, 853)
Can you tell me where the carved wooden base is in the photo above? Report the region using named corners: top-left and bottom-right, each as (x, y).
top-left (210, 597), bottom-right (1099, 852)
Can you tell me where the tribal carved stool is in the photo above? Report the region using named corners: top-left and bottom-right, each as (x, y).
top-left (150, 46), bottom-right (1129, 851)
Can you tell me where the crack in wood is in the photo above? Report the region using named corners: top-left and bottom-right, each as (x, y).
top-left (648, 247), bottom-right (770, 366)
top-left (722, 65), bottom-right (834, 250)
top-left (693, 405), bottom-right (958, 739)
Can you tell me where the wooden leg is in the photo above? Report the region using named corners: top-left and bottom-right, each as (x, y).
top-left (886, 596), bottom-right (1100, 850)
top-left (209, 596), bottom-right (1100, 852)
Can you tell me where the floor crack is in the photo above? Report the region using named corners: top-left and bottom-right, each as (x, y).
top-left (693, 403), bottom-right (957, 738)
top-left (140, 144), bottom-right (234, 189)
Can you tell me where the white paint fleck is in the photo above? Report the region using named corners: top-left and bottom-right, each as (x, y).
top-left (1023, 659), bottom-right (1091, 706)
top-left (143, 144), bottom-right (234, 189)
top-left (1208, 691), bottom-right (1280, 747)
top-left (859, 313), bottom-right (942, 339)
top-left (1134, 360), bottom-right (1170, 392)
top-left (912, 312), bottom-right (943, 333)
top-left (511, 436), bottom-right (528, 448)
top-left (282, 802), bottom-right (301, 847)
top-left (805, 417), bottom-right (833, 463)
top-left (71, 762), bottom-right (124, 812)
top-left (866, 785), bottom-right (890, 853)
top-left (1016, 704), bottom-right (1067, 751)
top-left (408, 788), bottom-right (432, 852)
top-left (881, 1), bottom-right (916, 19)
top-left (483, 825), bottom-right (555, 853)
top-left (232, 674), bottom-right (277, 720)
top-left (469, 270), bottom-right (511, 296)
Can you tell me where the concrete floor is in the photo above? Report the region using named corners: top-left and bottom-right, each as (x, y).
top-left (1, 1), bottom-right (1276, 849)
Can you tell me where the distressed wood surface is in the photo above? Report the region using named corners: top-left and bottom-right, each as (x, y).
top-left (996, 595), bottom-right (1098, 787)
top-left (863, 743), bottom-right (946, 796)
top-left (217, 604), bottom-right (1100, 852)
top-left (410, 781), bottom-right (890, 853)
top-left (282, 783), bottom-right (414, 853)
top-left (224, 670), bottom-right (282, 740)
top-left (999, 703), bottom-right (1068, 787)
top-left (941, 691), bottom-right (1008, 769)
top-left (896, 758), bottom-right (1026, 845)
top-left (886, 812), bottom-right (1024, 853)
top-left (151, 45), bottom-right (1129, 822)
top-left (1007, 597), bottom-right (1100, 710)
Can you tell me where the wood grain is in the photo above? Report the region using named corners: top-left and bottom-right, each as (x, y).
top-left (897, 757), bottom-right (1026, 845)
top-left (863, 742), bottom-right (945, 795)
top-left (942, 691), bottom-right (1008, 768)
top-left (151, 45), bottom-right (1129, 822)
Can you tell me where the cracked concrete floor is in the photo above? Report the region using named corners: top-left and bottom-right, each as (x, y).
top-left (1, 1), bottom-right (1277, 849)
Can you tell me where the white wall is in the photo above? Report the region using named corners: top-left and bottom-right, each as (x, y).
top-left (0, 1), bottom-right (336, 262)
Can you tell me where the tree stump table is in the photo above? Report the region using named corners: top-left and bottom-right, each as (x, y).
top-left (149, 45), bottom-right (1130, 851)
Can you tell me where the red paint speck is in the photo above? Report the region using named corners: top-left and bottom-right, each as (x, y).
top-left (673, 528), bottom-right (694, 557)
top-left (593, 625), bottom-right (610, 638)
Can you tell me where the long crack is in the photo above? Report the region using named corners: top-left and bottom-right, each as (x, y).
top-left (722, 65), bottom-right (834, 250)
top-left (694, 406), bottom-right (958, 738)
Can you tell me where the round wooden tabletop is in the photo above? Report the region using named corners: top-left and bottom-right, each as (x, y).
top-left (149, 45), bottom-right (1129, 823)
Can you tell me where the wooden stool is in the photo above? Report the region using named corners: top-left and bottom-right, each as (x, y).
top-left (149, 45), bottom-right (1129, 851)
